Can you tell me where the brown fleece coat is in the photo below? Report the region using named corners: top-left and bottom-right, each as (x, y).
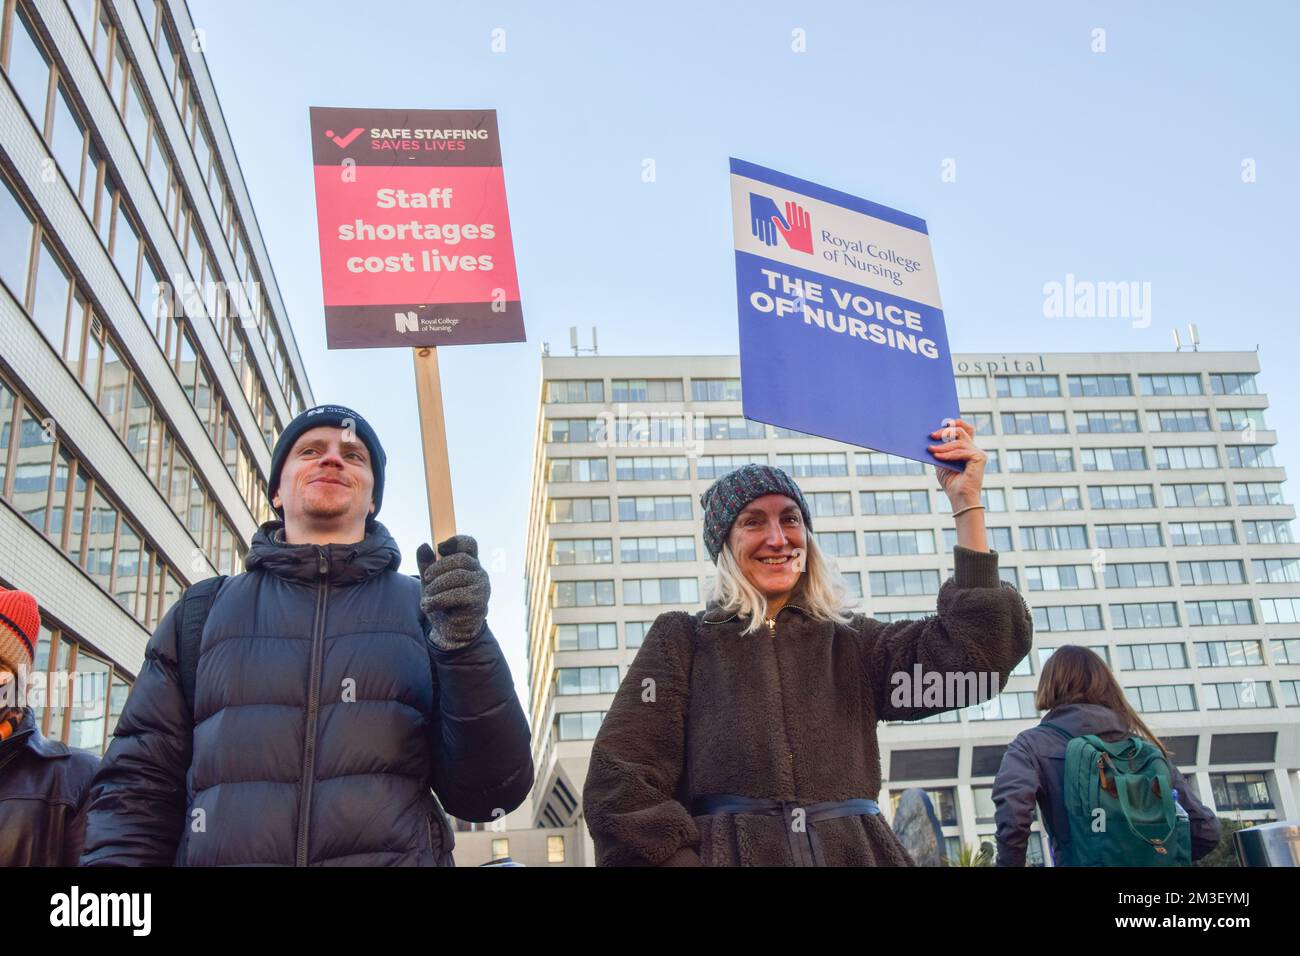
top-left (582, 545), bottom-right (1034, 866)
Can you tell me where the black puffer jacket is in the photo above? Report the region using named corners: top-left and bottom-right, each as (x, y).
top-left (80, 521), bottom-right (532, 866)
top-left (0, 707), bottom-right (100, 866)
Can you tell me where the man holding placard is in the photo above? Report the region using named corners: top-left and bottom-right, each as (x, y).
top-left (81, 405), bottom-right (532, 866)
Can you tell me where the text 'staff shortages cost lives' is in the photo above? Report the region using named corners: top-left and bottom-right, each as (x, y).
top-left (730, 158), bottom-right (960, 471)
top-left (309, 107), bottom-right (524, 348)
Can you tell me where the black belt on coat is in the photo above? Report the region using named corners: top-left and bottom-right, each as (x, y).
top-left (690, 795), bottom-right (882, 866)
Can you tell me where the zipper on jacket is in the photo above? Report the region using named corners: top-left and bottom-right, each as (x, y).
top-left (761, 616), bottom-right (793, 766)
top-left (295, 546), bottom-right (330, 867)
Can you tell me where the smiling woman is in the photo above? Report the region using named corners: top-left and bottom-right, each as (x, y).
top-left (582, 436), bottom-right (1035, 867)
top-left (706, 480), bottom-right (850, 635)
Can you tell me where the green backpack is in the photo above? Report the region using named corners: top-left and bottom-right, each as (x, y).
top-left (1042, 722), bottom-right (1191, 867)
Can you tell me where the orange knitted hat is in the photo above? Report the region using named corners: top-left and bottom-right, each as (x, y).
top-left (0, 587), bottom-right (40, 674)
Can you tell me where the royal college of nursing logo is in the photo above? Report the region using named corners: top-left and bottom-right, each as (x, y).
top-left (748, 192), bottom-right (813, 254)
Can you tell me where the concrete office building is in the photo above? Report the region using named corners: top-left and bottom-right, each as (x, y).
top-left (0, 1), bottom-right (311, 755)
top-left (447, 804), bottom-right (586, 868)
top-left (516, 350), bottom-right (1300, 866)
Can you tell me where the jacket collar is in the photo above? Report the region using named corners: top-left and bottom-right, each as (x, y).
top-left (0, 708), bottom-right (69, 761)
top-left (244, 519), bottom-right (401, 585)
top-left (701, 601), bottom-right (811, 626)
top-left (1041, 702), bottom-right (1130, 737)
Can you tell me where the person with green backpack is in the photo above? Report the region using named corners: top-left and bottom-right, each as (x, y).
top-left (992, 645), bottom-right (1221, 866)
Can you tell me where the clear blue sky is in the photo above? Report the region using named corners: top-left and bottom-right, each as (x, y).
top-left (189, 0), bottom-right (1299, 697)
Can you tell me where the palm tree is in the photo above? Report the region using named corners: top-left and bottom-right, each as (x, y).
top-left (945, 840), bottom-right (995, 867)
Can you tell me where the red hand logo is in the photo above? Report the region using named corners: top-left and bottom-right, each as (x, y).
top-left (773, 201), bottom-right (813, 254)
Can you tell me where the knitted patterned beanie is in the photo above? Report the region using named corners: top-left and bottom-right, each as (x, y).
top-left (699, 463), bottom-right (813, 562)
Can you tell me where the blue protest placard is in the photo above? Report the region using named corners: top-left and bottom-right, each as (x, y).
top-left (729, 158), bottom-right (962, 471)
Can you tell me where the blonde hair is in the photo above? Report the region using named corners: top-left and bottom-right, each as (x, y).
top-left (709, 531), bottom-right (855, 635)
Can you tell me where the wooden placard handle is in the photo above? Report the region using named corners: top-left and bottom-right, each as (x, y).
top-left (412, 347), bottom-right (457, 548)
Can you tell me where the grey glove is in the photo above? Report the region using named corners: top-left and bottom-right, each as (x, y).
top-left (417, 535), bottom-right (491, 651)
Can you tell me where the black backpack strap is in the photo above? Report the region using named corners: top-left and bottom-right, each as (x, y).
top-left (177, 576), bottom-right (226, 719)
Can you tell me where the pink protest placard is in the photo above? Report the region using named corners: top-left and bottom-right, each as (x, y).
top-left (309, 107), bottom-right (524, 348)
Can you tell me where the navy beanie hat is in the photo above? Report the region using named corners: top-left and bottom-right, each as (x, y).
top-left (700, 463), bottom-right (813, 562)
top-left (269, 405), bottom-right (386, 519)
